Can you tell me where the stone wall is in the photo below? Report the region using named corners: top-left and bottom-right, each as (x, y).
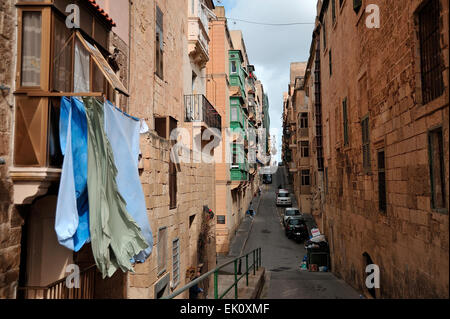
top-left (0, 0), bottom-right (19, 299)
top-left (128, 0), bottom-right (187, 125)
top-left (127, 132), bottom-right (216, 299)
top-left (317, 0), bottom-right (449, 298)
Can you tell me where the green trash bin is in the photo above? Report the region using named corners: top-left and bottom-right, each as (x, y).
top-left (307, 247), bottom-right (330, 269)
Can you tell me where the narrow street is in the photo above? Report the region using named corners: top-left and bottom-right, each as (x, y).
top-left (242, 166), bottom-right (361, 299)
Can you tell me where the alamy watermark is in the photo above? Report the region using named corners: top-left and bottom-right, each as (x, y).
top-left (365, 264), bottom-right (380, 289)
top-left (365, 5), bottom-right (380, 29)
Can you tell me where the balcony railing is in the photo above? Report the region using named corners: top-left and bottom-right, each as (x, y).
top-left (185, 94), bottom-right (222, 131)
top-left (17, 265), bottom-right (96, 299)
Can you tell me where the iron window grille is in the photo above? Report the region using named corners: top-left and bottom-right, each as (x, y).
top-left (418, 0), bottom-right (444, 105)
top-left (378, 150), bottom-right (387, 213)
top-left (361, 116), bottom-right (370, 172)
top-left (172, 239), bottom-right (180, 288)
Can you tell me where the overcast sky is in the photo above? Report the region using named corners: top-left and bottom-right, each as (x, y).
top-left (216, 0), bottom-right (317, 162)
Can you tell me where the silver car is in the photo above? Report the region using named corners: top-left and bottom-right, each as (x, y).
top-left (283, 207), bottom-right (302, 227)
top-left (276, 190), bottom-right (292, 206)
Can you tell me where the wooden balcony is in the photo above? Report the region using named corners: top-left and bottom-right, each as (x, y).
top-left (188, 1), bottom-right (211, 67)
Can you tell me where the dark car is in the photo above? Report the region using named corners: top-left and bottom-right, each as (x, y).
top-left (282, 207), bottom-right (302, 227)
top-left (285, 217), bottom-right (308, 242)
top-left (263, 174), bottom-right (272, 184)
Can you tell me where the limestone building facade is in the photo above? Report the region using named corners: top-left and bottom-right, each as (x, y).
top-left (284, 0), bottom-right (449, 298)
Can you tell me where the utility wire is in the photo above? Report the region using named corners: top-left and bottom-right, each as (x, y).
top-left (227, 17), bottom-right (315, 26)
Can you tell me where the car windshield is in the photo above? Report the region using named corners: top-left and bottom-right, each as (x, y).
top-left (278, 193), bottom-right (289, 198)
top-left (288, 219), bottom-right (302, 225)
top-left (286, 210), bottom-right (300, 216)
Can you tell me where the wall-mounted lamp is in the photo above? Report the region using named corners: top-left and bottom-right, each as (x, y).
top-left (0, 157), bottom-right (6, 165)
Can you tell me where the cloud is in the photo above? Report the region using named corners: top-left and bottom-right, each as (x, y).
top-left (218, 0), bottom-right (317, 161)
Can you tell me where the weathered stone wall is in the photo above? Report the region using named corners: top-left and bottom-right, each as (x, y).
top-left (0, 0), bottom-right (19, 299)
top-left (127, 132), bottom-right (216, 299)
top-left (317, 0), bottom-right (449, 298)
top-left (128, 0), bottom-right (187, 125)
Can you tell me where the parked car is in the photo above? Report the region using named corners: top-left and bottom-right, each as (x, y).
top-left (263, 174), bottom-right (272, 184)
top-left (282, 207), bottom-right (302, 227)
top-left (276, 190), bottom-right (292, 206)
top-left (285, 216), bottom-right (309, 242)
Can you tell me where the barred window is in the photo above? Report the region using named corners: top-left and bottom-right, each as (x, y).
top-left (418, 0), bottom-right (444, 104)
top-left (378, 150), bottom-right (387, 212)
top-left (172, 239), bottom-right (180, 288)
top-left (169, 160), bottom-right (177, 209)
top-left (361, 116), bottom-right (370, 171)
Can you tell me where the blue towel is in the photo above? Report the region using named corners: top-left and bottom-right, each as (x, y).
top-left (55, 97), bottom-right (90, 252)
top-left (104, 101), bottom-right (153, 262)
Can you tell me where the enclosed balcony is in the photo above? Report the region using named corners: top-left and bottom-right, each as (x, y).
top-left (188, 0), bottom-right (214, 67)
top-left (184, 94), bottom-right (222, 131)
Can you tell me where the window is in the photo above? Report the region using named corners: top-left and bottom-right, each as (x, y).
top-left (217, 215), bottom-right (226, 224)
top-left (301, 170), bottom-right (310, 186)
top-left (21, 11), bottom-right (42, 87)
top-left (428, 127), bottom-right (447, 210)
top-left (343, 98), bottom-right (349, 146)
top-left (155, 5), bottom-right (164, 79)
top-left (322, 21), bottom-right (327, 49)
top-left (231, 107), bottom-right (238, 122)
top-left (361, 116), bottom-right (370, 171)
top-left (378, 150), bottom-right (387, 212)
top-left (301, 141), bottom-right (309, 158)
top-left (157, 227), bottom-right (168, 275)
top-left (169, 160), bottom-right (177, 209)
top-left (418, 0), bottom-right (444, 104)
top-left (299, 113), bottom-right (308, 128)
top-left (329, 50), bottom-right (332, 76)
top-left (339, 0), bottom-right (345, 7)
top-left (52, 14), bottom-right (72, 92)
top-left (172, 239), bottom-right (180, 288)
top-left (231, 61), bottom-right (237, 74)
top-left (325, 167), bottom-right (329, 194)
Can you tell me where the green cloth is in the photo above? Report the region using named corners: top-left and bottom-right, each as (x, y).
top-left (83, 97), bottom-right (149, 278)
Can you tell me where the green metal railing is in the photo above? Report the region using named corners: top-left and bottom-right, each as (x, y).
top-left (162, 247), bottom-right (262, 299)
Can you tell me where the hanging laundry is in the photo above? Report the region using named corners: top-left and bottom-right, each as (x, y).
top-left (83, 97), bottom-right (149, 278)
top-left (104, 101), bottom-right (153, 263)
top-left (55, 97), bottom-right (90, 252)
